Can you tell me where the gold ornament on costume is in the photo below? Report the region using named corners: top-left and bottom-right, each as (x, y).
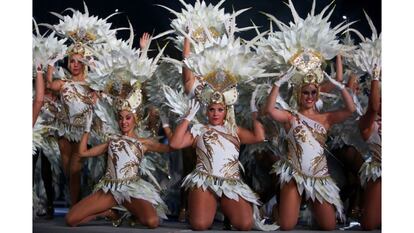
top-left (195, 70), bottom-right (239, 106)
top-left (67, 42), bottom-right (93, 58)
top-left (289, 48), bottom-right (324, 85)
top-left (114, 82), bottom-right (143, 114)
top-left (211, 91), bottom-right (224, 104)
top-left (68, 29), bottom-right (97, 43)
top-left (105, 79), bottom-right (133, 99)
top-left (191, 26), bottom-right (220, 43)
top-left (203, 70), bottom-right (237, 92)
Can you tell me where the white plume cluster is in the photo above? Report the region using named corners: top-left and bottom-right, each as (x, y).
top-left (258, 0), bottom-right (355, 72)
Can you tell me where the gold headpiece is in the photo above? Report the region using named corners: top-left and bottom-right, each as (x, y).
top-left (191, 26), bottom-right (221, 43)
top-left (67, 42), bottom-right (93, 58)
top-left (68, 29), bottom-right (97, 44)
top-left (289, 48), bottom-right (324, 86)
top-left (195, 70), bottom-right (239, 106)
top-left (113, 82), bottom-right (143, 114)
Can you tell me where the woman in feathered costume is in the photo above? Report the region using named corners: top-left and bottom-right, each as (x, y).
top-left (43, 3), bottom-right (120, 205)
top-left (346, 11), bottom-right (382, 230)
top-left (33, 20), bottom-right (68, 218)
top-left (158, 0), bottom-right (254, 221)
top-left (358, 67), bottom-right (381, 230)
top-left (165, 33), bottom-right (277, 230)
top-left (65, 30), bottom-right (171, 228)
top-left (262, 0), bottom-right (356, 230)
top-left (65, 86), bottom-right (171, 228)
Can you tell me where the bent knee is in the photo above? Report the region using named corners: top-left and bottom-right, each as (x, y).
top-left (279, 218), bottom-right (297, 231)
top-left (361, 220), bottom-right (379, 231)
top-left (232, 219), bottom-right (253, 231)
top-left (317, 218), bottom-right (336, 231)
top-left (65, 214), bottom-right (78, 227)
top-left (143, 217), bottom-right (159, 228)
top-left (190, 219), bottom-right (212, 231)
top-left (319, 222), bottom-right (336, 231)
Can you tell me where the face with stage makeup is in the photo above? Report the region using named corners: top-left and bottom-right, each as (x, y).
top-left (299, 84), bottom-right (319, 110)
top-left (118, 110), bottom-right (138, 135)
top-left (207, 103), bottom-right (227, 126)
top-left (68, 53), bottom-right (85, 77)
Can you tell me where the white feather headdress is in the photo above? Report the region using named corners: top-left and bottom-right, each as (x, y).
top-left (87, 35), bottom-right (165, 113)
top-left (184, 35), bottom-right (269, 89)
top-left (182, 35), bottom-right (270, 134)
top-left (345, 11), bottom-right (381, 78)
top-left (40, 1), bottom-right (120, 56)
top-left (158, 0), bottom-right (252, 53)
top-left (260, 0), bottom-right (355, 86)
top-left (32, 20), bottom-right (67, 74)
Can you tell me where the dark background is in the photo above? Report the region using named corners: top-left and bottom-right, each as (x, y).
top-left (33, 0), bottom-right (381, 58)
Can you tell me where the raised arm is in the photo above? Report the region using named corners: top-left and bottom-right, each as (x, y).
top-left (238, 87), bottom-right (265, 144)
top-left (265, 68), bottom-right (295, 123)
top-left (238, 112), bottom-right (265, 144)
top-left (182, 37), bottom-right (196, 95)
top-left (320, 55), bottom-right (343, 93)
top-left (141, 138), bottom-right (172, 153)
top-left (159, 111), bottom-right (173, 141)
top-left (359, 66), bottom-right (381, 140)
top-left (78, 112), bottom-right (108, 157)
top-left (45, 54), bottom-right (65, 92)
top-left (33, 65), bottom-right (45, 126)
top-left (169, 99), bottom-right (199, 149)
top-left (139, 32), bottom-right (151, 50)
top-left (324, 71), bottom-right (356, 127)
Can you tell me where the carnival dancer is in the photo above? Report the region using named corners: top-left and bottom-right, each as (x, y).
top-left (66, 29), bottom-right (170, 228)
top-left (261, 0), bottom-right (356, 230)
top-left (65, 92), bottom-right (170, 228)
top-left (164, 30), bottom-right (278, 230)
top-left (43, 3), bottom-right (120, 205)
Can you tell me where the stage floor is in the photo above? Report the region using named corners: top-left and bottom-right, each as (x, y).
top-left (33, 216), bottom-right (381, 233)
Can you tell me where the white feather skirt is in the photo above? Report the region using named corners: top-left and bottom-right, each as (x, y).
top-left (95, 177), bottom-right (168, 219)
top-left (271, 160), bottom-right (345, 222)
top-left (182, 170), bottom-right (260, 205)
top-left (182, 170), bottom-right (279, 231)
top-left (359, 159), bottom-right (381, 187)
top-left (55, 120), bottom-right (85, 142)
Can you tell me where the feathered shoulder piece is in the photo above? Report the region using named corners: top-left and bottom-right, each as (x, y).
top-left (32, 19), bottom-right (67, 74)
top-left (260, 0), bottom-right (354, 85)
top-left (158, 0), bottom-right (251, 53)
top-left (40, 1), bottom-right (119, 55)
top-left (345, 11), bottom-right (381, 78)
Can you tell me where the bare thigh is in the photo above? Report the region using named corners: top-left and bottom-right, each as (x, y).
top-left (123, 198), bottom-right (160, 228)
top-left (69, 142), bottom-right (83, 205)
top-left (65, 190), bottom-right (117, 227)
top-left (361, 179), bottom-right (381, 230)
top-left (188, 188), bottom-right (217, 230)
top-left (311, 201), bottom-right (337, 230)
top-left (58, 137), bottom-right (72, 175)
top-left (278, 180), bottom-right (301, 230)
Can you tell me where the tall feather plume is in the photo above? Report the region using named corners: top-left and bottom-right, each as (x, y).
top-left (158, 0), bottom-right (251, 53)
top-left (345, 11), bottom-right (381, 78)
top-left (260, 0), bottom-right (355, 73)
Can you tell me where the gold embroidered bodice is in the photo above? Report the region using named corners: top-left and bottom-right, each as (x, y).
top-left (194, 125), bottom-right (241, 179)
top-left (104, 135), bottom-right (144, 182)
top-left (59, 80), bottom-right (93, 126)
top-left (286, 113), bottom-right (329, 178)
